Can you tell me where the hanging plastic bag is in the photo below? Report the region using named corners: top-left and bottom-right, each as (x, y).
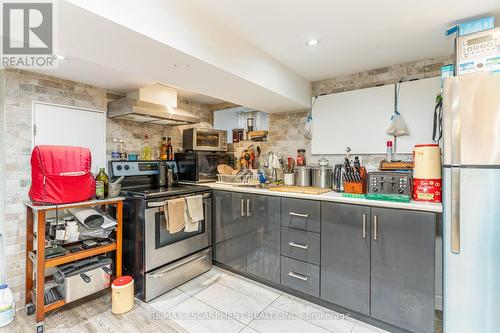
top-left (304, 115), bottom-right (313, 139)
top-left (304, 96), bottom-right (317, 139)
top-left (386, 111), bottom-right (409, 136)
top-left (386, 83), bottom-right (409, 137)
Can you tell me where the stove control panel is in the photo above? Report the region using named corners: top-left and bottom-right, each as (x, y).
top-left (367, 171), bottom-right (412, 196)
top-left (110, 161), bottom-right (159, 177)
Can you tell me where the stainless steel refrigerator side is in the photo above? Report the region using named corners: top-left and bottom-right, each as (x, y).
top-left (459, 73), bottom-right (500, 166)
top-left (442, 77), bottom-right (459, 167)
top-left (443, 73), bottom-right (500, 166)
top-left (443, 168), bottom-right (500, 332)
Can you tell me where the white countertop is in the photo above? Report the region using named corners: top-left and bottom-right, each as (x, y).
top-left (191, 182), bottom-right (442, 213)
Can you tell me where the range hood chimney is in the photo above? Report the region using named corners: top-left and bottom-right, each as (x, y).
top-left (107, 84), bottom-right (200, 125)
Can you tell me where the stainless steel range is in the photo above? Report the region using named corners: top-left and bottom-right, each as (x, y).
top-left (109, 160), bottom-right (212, 302)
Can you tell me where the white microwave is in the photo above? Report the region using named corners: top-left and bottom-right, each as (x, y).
top-left (456, 27), bottom-right (500, 75)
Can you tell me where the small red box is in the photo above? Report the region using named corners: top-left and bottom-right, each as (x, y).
top-left (413, 178), bottom-right (442, 203)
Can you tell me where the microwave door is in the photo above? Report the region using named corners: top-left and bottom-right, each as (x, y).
top-left (196, 131), bottom-right (221, 150)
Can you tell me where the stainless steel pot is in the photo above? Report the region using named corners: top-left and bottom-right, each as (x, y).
top-left (294, 166), bottom-right (312, 187)
top-left (312, 166), bottom-right (333, 189)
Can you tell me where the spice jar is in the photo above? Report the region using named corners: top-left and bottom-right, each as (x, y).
top-left (297, 149), bottom-right (306, 166)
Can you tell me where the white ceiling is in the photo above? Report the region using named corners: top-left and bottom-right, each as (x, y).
top-left (25, 0), bottom-right (500, 111)
top-left (185, 0), bottom-right (500, 81)
top-left (43, 0), bottom-right (312, 113)
top-left (176, 89), bottom-right (226, 105)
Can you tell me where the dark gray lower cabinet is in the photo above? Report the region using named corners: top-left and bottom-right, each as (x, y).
top-left (213, 191), bottom-right (437, 333)
top-left (321, 202), bottom-right (371, 315)
top-left (370, 207), bottom-right (435, 333)
top-left (213, 190), bottom-right (247, 271)
top-left (246, 194), bottom-right (281, 283)
top-left (213, 191), bottom-right (281, 283)
top-left (281, 256), bottom-right (320, 297)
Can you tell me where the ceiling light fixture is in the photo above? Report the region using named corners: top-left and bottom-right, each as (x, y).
top-left (305, 39), bottom-right (320, 47)
top-left (173, 63), bottom-right (190, 70)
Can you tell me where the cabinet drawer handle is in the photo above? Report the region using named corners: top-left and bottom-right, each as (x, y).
top-left (288, 272), bottom-right (309, 281)
top-left (373, 215), bottom-right (378, 241)
top-left (362, 213), bottom-right (367, 239)
top-left (288, 271), bottom-right (310, 282)
top-left (241, 199), bottom-right (245, 217)
top-left (289, 212), bottom-right (309, 218)
top-left (288, 242), bottom-right (310, 250)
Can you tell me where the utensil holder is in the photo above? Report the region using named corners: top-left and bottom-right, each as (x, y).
top-left (284, 173), bottom-right (294, 186)
top-left (344, 167), bottom-right (367, 194)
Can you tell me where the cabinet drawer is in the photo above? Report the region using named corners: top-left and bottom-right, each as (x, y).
top-left (280, 256), bottom-right (319, 297)
top-left (281, 227), bottom-right (320, 265)
top-left (281, 198), bottom-right (320, 232)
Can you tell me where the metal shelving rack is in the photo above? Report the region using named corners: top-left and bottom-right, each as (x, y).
top-left (24, 197), bottom-right (124, 332)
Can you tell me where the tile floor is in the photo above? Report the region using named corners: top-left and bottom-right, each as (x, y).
top-left (145, 266), bottom-right (391, 333)
top-left (5, 266), bottom-right (437, 332)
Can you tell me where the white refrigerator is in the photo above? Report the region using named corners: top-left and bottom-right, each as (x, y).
top-left (442, 72), bottom-right (500, 332)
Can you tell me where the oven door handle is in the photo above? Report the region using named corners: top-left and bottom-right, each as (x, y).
top-left (147, 251), bottom-right (211, 279)
top-left (148, 201), bottom-right (167, 208)
top-left (147, 193), bottom-right (211, 208)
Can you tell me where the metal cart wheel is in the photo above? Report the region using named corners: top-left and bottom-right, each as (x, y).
top-left (25, 303), bottom-right (35, 316)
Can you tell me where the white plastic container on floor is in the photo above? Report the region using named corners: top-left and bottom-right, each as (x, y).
top-left (112, 276), bottom-right (134, 314)
top-left (0, 284), bottom-right (15, 327)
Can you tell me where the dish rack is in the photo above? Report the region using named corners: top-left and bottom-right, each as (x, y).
top-left (217, 174), bottom-right (260, 186)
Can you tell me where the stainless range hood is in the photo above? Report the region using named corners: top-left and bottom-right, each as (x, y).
top-left (108, 98), bottom-right (200, 125)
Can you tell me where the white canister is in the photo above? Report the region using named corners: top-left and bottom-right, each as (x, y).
top-left (413, 144), bottom-right (442, 203)
top-left (284, 173), bottom-right (294, 186)
top-left (413, 144), bottom-right (441, 179)
top-left (112, 276), bottom-right (134, 315)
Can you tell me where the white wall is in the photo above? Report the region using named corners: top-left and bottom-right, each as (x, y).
top-left (214, 109), bottom-right (240, 140)
top-left (214, 108), bottom-right (269, 142)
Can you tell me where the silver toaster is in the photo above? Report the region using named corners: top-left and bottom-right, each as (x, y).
top-left (367, 171), bottom-right (412, 196)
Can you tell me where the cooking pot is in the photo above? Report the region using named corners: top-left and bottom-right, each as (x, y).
top-left (294, 166), bottom-right (312, 187)
top-left (312, 166), bottom-right (333, 189)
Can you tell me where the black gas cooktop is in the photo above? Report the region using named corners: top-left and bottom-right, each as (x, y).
top-left (120, 184), bottom-right (210, 199)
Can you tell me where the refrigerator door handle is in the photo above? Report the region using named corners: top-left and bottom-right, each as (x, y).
top-left (451, 168), bottom-right (461, 254)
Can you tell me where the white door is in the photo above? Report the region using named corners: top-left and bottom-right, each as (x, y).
top-left (32, 102), bottom-right (106, 174)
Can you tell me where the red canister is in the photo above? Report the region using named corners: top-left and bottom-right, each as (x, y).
top-left (412, 144), bottom-right (442, 203)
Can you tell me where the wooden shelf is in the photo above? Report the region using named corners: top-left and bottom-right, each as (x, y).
top-left (25, 198), bottom-right (123, 326)
top-left (44, 299), bottom-right (65, 313)
top-left (45, 243), bottom-right (117, 268)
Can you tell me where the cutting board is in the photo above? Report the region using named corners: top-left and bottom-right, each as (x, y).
top-left (269, 186), bottom-right (332, 195)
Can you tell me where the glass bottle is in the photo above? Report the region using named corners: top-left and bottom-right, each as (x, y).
top-left (160, 136), bottom-right (168, 160)
top-left (111, 138), bottom-right (120, 160)
top-left (142, 134), bottom-right (153, 160)
top-left (296, 149), bottom-right (306, 166)
top-left (95, 168), bottom-right (109, 198)
top-left (119, 139), bottom-right (127, 160)
top-left (167, 137), bottom-right (173, 160)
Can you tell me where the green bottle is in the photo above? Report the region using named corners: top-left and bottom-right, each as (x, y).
top-left (95, 168), bottom-right (109, 198)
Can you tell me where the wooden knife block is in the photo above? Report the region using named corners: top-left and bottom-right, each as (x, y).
top-left (344, 167), bottom-right (367, 194)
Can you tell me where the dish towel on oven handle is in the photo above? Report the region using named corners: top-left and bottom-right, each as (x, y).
top-left (166, 198), bottom-right (186, 234)
top-left (184, 195), bottom-right (204, 232)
